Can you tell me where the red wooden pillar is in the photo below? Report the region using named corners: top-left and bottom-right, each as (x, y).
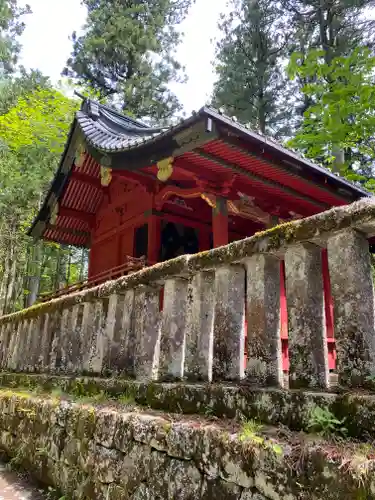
top-left (148, 215), bottom-right (161, 265)
top-left (322, 249), bottom-right (335, 370)
top-left (212, 196), bottom-right (229, 248)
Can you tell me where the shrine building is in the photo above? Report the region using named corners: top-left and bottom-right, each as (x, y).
top-left (29, 98), bottom-right (370, 372)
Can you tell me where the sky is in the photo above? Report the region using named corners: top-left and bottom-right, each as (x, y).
top-left (19, 0), bottom-right (229, 115)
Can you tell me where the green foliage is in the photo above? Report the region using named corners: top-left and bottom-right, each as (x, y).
top-left (213, 0), bottom-right (292, 136)
top-left (239, 419), bottom-right (264, 443)
top-left (287, 47), bottom-right (375, 186)
top-left (0, 86), bottom-right (78, 153)
top-left (0, 0), bottom-right (31, 74)
top-left (307, 406), bottom-right (347, 437)
top-left (63, 0), bottom-right (194, 121)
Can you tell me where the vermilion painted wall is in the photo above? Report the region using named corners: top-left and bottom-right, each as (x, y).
top-left (89, 178), bottom-right (152, 277)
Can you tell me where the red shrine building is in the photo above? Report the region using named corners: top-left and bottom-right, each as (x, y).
top-left (29, 98), bottom-right (370, 372)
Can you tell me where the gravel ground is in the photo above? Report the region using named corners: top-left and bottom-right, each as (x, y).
top-left (0, 464), bottom-right (47, 500)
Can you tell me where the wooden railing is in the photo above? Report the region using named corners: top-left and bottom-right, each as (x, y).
top-left (39, 255), bottom-right (147, 302)
top-left (1, 199), bottom-right (375, 390)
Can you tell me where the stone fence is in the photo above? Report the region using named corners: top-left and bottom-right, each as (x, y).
top-left (1, 199), bottom-right (375, 390)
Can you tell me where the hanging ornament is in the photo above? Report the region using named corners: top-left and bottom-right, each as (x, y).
top-left (157, 157), bottom-right (174, 182)
top-left (100, 166), bottom-right (112, 187)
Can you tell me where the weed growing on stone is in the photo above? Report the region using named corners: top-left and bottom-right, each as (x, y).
top-left (240, 419), bottom-right (264, 444)
top-left (307, 406), bottom-right (347, 438)
top-left (116, 390), bottom-right (135, 406)
top-left (239, 419), bottom-right (283, 457)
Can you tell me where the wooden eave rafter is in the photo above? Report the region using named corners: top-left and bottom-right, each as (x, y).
top-left (58, 207), bottom-right (95, 227)
top-left (71, 170), bottom-right (102, 190)
top-left (196, 148), bottom-right (329, 211)
top-left (46, 224), bottom-right (90, 240)
top-left (221, 136), bottom-right (353, 204)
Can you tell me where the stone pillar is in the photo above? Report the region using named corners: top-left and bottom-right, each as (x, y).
top-left (60, 308), bottom-right (72, 373)
top-left (284, 243), bottom-right (329, 389)
top-left (213, 265), bottom-right (245, 381)
top-left (10, 319), bottom-right (26, 371)
top-left (49, 309), bottom-right (63, 373)
top-left (38, 313), bottom-right (52, 372)
top-left (22, 318), bottom-right (36, 372)
top-left (184, 271), bottom-right (215, 381)
top-left (244, 255), bottom-right (283, 387)
top-left (81, 302), bottom-right (95, 374)
top-left (327, 229), bottom-right (375, 387)
top-left (5, 321), bottom-right (17, 370)
top-left (0, 323), bottom-right (10, 369)
top-left (68, 304), bottom-right (84, 372)
top-left (28, 316), bottom-right (43, 372)
top-left (159, 278), bottom-right (189, 380)
top-left (82, 298), bottom-right (109, 375)
top-left (103, 290), bottom-right (135, 376)
top-left (134, 286), bottom-right (161, 380)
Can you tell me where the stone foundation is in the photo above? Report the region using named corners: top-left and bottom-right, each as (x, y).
top-left (0, 389), bottom-right (374, 499)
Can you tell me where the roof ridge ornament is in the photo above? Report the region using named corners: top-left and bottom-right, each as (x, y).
top-left (88, 100), bottom-right (100, 120)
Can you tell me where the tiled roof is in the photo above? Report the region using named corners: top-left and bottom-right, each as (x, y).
top-left (76, 99), bottom-right (165, 152)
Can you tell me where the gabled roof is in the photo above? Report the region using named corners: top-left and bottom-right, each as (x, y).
top-left (28, 97), bottom-right (371, 246)
top-left (77, 99), bottom-right (165, 152)
top-left (75, 99), bottom-right (370, 197)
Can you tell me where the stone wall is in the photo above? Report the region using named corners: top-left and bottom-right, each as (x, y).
top-left (1, 199), bottom-right (375, 391)
top-left (0, 390), bottom-right (374, 500)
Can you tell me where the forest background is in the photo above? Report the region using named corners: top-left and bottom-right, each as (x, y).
top-left (1, 0), bottom-right (375, 314)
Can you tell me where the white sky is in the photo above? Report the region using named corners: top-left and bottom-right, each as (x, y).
top-left (19, 0), bottom-right (229, 114)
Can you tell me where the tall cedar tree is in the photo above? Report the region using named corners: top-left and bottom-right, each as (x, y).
top-left (63, 0), bottom-right (193, 122)
top-left (0, 0), bottom-right (30, 74)
top-left (281, 0), bottom-right (375, 116)
top-left (212, 0), bottom-right (292, 137)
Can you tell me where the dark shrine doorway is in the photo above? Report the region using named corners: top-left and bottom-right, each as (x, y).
top-left (160, 221), bottom-right (199, 262)
top-left (134, 224), bottom-right (148, 258)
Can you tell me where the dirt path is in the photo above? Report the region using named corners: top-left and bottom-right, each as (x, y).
top-left (0, 464), bottom-right (47, 500)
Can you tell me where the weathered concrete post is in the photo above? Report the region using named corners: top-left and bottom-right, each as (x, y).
top-left (0, 323), bottom-right (10, 369)
top-left (244, 255), bottom-right (283, 387)
top-left (103, 290), bottom-right (135, 376)
top-left (10, 319), bottom-right (26, 371)
top-left (133, 286), bottom-right (161, 380)
top-left (213, 265), bottom-right (245, 381)
top-left (327, 229), bottom-right (375, 387)
top-left (28, 316), bottom-right (43, 372)
top-left (284, 243), bottom-right (329, 389)
top-left (159, 278), bottom-right (189, 380)
top-left (82, 298), bottom-right (109, 375)
top-left (5, 320), bottom-right (19, 370)
top-left (60, 307), bottom-right (72, 373)
top-left (38, 313), bottom-right (52, 372)
top-left (68, 304), bottom-right (84, 372)
top-left (49, 308), bottom-right (63, 373)
top-left (184, 271), bottom-right (215, 381)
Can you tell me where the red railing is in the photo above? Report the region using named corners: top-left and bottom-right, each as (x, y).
top-left (39, 255), bottom-right (147, 302)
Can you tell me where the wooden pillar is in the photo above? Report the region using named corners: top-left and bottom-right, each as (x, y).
top-left (212, 197), bottom-right (228, 248)
top-left (148, 215), bottom-right (161, 265)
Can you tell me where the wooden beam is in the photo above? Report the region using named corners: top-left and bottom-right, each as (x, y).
top-left (59, 207), bottom-right (95, 226)
top-left (196, 149), bottom-right (329, 210)
top-left (71, 170), bottom-right (102, 189)
top-left (154, 185), bottom-right (204, 210)
top-left (221, 137), bottom-right (351, 203)
top-left (111, 169), bottom-right (156, 190)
